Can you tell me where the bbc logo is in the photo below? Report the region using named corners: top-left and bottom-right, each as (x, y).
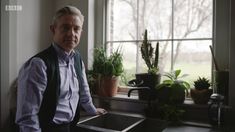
top-left (5, 5), bottom-right (22, 11)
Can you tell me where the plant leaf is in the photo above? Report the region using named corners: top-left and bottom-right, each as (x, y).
top-left (174, 69), bottom-right (181, 78)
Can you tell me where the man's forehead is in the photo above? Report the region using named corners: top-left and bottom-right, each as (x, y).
top-left (57, 15), bottom-right (83, 26)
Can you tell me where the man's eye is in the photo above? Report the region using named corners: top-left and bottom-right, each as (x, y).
top-left (74, 27), bottom-right (81, 33)
top-left (62, 26), bottom-right (70, 32)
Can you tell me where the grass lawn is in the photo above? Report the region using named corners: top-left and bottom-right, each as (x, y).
top-left (121, 61), bottom-right (212, 88)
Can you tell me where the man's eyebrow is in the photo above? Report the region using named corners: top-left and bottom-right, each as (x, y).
top-left (61, 24), bottom-right (81, 27)
top-left (61, 24), bottom-right (70, 26)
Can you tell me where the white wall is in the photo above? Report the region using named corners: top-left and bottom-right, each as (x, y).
top-left (1, 0), bottom-right (55, 130)
top-left (214, 0), bottom-right (230, 70)
top-left (1, 0), bottom-right (11, 130)
top-left (215, 0), bottom-right (235, 122)
top-left (95, 0), bottom-right (106, 48)
top-left (16, 0), bottom-right (54, 72)
top-left (229, 0), bottom-right (235, 122)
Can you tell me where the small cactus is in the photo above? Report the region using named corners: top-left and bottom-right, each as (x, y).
top-left (193, 77), bottom-right (211, 90)
top-left (141, 29), bottom-right (159, 74)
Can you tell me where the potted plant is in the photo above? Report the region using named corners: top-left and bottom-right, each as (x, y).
top-left (140, 29), bottom-right (159, 75)
top-left (156, 69), bottom-right (190, 104)
top-left (155, 69), bottom-right (190, 123)
top-left (132, 29), bottom-right (161, 100)
top-left (190, 77), bottom-right (213, 104)
top-left (90, 47), bottom-right (124, 97)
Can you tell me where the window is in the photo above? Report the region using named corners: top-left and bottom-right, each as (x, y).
top-left (105, 0), bottom-right (213, 86)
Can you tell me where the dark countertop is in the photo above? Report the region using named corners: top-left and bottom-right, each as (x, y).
top-left (163, 126), bottom-right (219, 132)
top-left (163, 121), bottom-right (233, 132)
top-left (79, 110), bottom-right (235, 132)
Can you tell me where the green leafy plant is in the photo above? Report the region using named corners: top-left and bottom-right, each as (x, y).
top-left (141, 29), bottom-right (159, 74)
top-left (157, 69), bottom-right (190, 91)
top-left (92, 47), bottom-right (124, 76)
top-left (193, 77), bottom-right (211, 90)
top-left (157, 69), bottom-right (190, 104)
top-left (88, 47), bottom-right (124, 96)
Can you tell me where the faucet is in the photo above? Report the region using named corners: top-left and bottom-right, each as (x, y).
top-left (128, 87), bottom-right (152, 108)
top-left (127, 87), bottom-right (150, 97)
top-left (128, 86), bottom-right (161, 118)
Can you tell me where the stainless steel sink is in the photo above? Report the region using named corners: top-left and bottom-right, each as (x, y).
top-left (76, 112), bottom-right (145, 132)
top-left (127, 118), bottom-right (168, 132)
top-left (75, 112), bottom-right (219, 132)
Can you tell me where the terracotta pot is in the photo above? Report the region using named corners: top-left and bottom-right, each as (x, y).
top-left (190, 89), bottom-right (213, 104)
top-left (96, 76), bottom-right (119, 97)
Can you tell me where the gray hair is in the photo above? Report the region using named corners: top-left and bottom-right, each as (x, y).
top-left (52, 6), bottom-right (84, 26)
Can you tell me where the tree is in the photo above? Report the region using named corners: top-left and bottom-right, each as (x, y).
top-left (108, 0), bottom-right (212, 73)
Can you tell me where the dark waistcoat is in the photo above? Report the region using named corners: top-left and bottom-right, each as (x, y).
top-left (28, 45), bottom-right (83, 129)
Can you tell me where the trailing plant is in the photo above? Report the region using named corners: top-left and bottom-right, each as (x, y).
top-left (141, 29), bottom-right (159, 74)
top-left (194, 77), bottom-right (211, 90)
top-left (92, 47), bottom-right (124, 77)
top-left (159, 104), bottom-right (185, 123)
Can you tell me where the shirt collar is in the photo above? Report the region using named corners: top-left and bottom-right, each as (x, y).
top-left (52, 43), bottom-right (76, 61)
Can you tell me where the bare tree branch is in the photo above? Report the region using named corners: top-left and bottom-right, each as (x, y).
top-left (173, 0), bottom-right (212, 65)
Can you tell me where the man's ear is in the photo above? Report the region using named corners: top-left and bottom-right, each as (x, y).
top-left (50, 25), bottom-right (55, 34)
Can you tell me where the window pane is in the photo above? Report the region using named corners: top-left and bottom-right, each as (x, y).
top-left (106, 42), bottom-right (137, 85)
top-left (173, 0), bottom-right (213, 39)
top-left (173, 40), bottom-right (212, 85)
top-left (138, 0), bottom-right (172, 40)
top-left (105, 0), bottom-right (213, 88)
top-left (107, 41), bottom-right (172, 85)
top-left (158, 41), bottom-right (172, 73)
top-left (107, 0), bottom-right (138, 41)
top-left (137, 41), bottom-right (172, 75)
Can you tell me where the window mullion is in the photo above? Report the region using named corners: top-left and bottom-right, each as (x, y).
top-left (171, 0), bottom-right (174, 71)
top-left (136, 0), bottom-right (140, 73)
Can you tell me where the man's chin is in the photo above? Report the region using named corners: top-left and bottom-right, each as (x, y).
top-left (64, 42), bottom-right (77, 46)
top-left (64, 43), bottom-right (78, 49)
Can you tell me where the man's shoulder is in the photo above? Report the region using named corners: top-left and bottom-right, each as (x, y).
top-left (35, 45), bottom-right (56, 59)
top-left (20, 57), bottom-right (46, 75)
top-left (23, 45), bottom-right (55, 69)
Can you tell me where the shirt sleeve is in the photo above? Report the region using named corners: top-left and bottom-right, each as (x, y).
top-left (79, 62), bottom-right (97, 115)
top-left (15, 57), bottom-right (47, 132)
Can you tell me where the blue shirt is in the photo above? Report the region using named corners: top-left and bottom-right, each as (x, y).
top-left (16, 44), bottom-right (97, 132)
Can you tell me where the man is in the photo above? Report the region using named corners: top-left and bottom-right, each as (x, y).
top-left (16, 6), bottom-right (106, 132)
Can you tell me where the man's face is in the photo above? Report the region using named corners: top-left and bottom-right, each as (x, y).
top-left (50, 14), bottom-right (83, 53)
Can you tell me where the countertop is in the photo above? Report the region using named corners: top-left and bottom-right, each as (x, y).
top-left (78, 110), bottom-right (234, 132)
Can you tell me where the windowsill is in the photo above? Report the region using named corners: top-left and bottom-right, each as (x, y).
top-left (115, 87), bottom-right (204, 106)
top-left (91, 93), bottom-right (213, 113)
top-left (92, 93), bottom-right (144, 104)
top-left (92, 92), bottom-right (205, 105)
top-left (113, 93), bottom-right (139, 100)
